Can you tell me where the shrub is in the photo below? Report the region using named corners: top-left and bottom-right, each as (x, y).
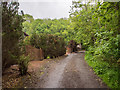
top-left (27, 33), bottom-right (66, 59)
top-left (85, 51), bottom-right (120, 88)
top-left (18, 55), bottom-right (30, 76)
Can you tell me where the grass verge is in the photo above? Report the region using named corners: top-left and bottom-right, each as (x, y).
top-left (85, 51), bottom-right (120, 89)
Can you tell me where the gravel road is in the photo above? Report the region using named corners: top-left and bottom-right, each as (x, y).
top-left (36, 52), bottom-right (108, 88)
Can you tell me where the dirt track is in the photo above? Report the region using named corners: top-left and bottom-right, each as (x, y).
top-left (36, 52), bottom-right (108, 88)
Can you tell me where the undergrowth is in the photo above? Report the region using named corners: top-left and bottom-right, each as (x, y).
top-left (85, 51), bottom-right (120, 89)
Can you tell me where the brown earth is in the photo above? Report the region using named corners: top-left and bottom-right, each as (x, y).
top-left (2, 56), bottom-right (66, 88)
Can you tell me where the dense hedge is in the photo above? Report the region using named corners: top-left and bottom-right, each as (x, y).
top-left (26, 33), bottom-right (66, 59)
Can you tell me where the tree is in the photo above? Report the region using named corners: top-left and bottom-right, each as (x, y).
top-left (2, 2), bottom-right (24, 71)
top-left (69, 1), bottom-right (120, 88)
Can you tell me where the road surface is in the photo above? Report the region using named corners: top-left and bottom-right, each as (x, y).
top-left (36, 52), bottom-right (108, 88)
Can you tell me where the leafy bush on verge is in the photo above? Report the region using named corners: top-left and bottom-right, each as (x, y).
top-left (25, 33), bottom-right (66, 59)
top-left (18, 55), bottom-right (30, 76)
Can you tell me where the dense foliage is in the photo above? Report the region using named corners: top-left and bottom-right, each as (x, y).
top-left (25, 33), bottom-right (66, 59)
top-left (18, 55), bottom-right (30, 76)
top-left (2, 2), bottom-right (24, 71)
top-left (2, 2), bottom-right (31, 76)
top-left (22, 15), bottom-right (77, 44)
top-left (69, 1), bottom-right (120, 88)
top-left (70, 1), bottom-right (119, 62)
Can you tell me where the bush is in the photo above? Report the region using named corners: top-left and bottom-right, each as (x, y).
top-left (18, 55), bottom-right (30, 76)
top-left (26, 33), bottom-right (66, 59)
top-left (85, 51), bottom-right (120, 88)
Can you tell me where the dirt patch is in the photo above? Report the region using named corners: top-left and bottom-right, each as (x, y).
top-left (2, 52), bottom-right (108, 88)
top-left (2, 59), bottom-right (49, 88)
top-left (2, 55), bottom-right (67, 88)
